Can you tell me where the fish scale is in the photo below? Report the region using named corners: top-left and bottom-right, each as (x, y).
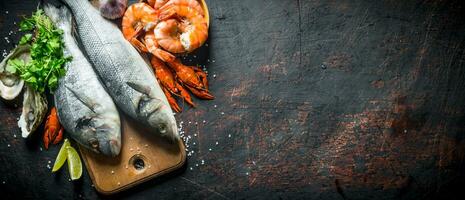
top-left (62, 0), bottom-right (179, 141)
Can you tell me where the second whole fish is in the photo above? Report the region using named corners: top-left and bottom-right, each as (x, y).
top-left (44, 5), bottom-right (122, 157)
top-left (61, 0), bottom-right (179, 141)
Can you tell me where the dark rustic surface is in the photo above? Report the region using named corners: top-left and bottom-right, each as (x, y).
top-left (1, 0), bottom-right (465, 199)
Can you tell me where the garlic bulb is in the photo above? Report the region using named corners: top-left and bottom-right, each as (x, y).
top-left (99, 0), bottom-right (128, 19)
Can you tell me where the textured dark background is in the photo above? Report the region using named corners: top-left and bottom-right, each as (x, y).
top-left (1, 0), bottom-right (465, 199)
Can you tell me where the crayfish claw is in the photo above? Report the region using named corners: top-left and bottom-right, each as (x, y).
top-left (162, 86), bottom-right (182, 112)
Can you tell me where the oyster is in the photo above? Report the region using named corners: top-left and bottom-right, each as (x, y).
top-left (18, 86), bottom-right (48, 138)
top-left (0, 45), bottom-right (30, 101)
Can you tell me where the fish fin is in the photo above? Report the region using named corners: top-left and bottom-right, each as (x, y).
top-left (65, 85), bottom-right (98, 113)
top-left (126, 82), bottom-right (153, 97)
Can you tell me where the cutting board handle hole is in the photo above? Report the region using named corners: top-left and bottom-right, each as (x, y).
top-left (129, 154), bottom-right (148, 172)
top-left (133, 158), bottom-right (145, 170)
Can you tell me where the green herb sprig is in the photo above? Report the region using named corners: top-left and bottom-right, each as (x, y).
top-left (7, 9), bottom-right (71, 93)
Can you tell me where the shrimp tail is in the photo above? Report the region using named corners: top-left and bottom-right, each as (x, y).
top-left (157, 4), bottom-right (178, 20)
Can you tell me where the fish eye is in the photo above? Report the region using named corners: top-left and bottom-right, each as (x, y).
top-left (88, 138), bottom-right (99, 149)
top-left (158, 123), bottom-right (167, 134)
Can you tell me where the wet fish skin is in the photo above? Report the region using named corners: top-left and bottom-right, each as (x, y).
top-left (61, 0), bottom-right (179, 141)
top-left (44, 5), bottom-right (121, 156)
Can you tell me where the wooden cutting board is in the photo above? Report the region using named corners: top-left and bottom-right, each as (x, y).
top-left (79, 0), bottom-right (210, 194)
top-left (79, 115), bottom-right (186, 195)
top-left (79, 0), bottom-right (209, 194)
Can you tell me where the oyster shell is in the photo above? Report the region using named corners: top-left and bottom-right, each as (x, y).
top-left (0, 45), bottom-right (30, 101)
top-left (18, 86), bottom-right (48, 138)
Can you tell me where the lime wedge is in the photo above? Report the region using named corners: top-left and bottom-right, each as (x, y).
top-left (52, 139), bottom-right (70, 172)
top-left (66, 145), bottom-right (82, 180)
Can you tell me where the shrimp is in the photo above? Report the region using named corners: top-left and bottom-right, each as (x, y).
top-left (154, 19), bottom-right (186, 53)
top-left (159, 0), bottom-right (204, 15)
top-left (122, 2), bottom-right (157, 52)
top-left (155, 5), bottom-right (208, 53)
top-left (154, 0), bottom-right (170, 10)
top-left (144, 31), bottom-right (176, 62)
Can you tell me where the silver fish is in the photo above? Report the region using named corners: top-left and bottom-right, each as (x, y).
top-left (61, 0), bottom-right (179, 141)
top-left (44, 5), bottom-right (122, 156)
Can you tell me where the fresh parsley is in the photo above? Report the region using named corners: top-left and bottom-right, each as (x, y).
top-left (8, 9), bottom-right (71, 93)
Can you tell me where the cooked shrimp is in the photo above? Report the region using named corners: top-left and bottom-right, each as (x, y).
top-left (154, 0), bottom-right (170, 10)
top-left (159, 0), bottom-right (204, 16)
top-left (122, 2), bottom-right (157, 51)
top-left (156, 5), bottom-right (208, 52)
top-left (154, 19), bottom-right (185, 53)
top-left (144, 31), bottom-right (176, 62)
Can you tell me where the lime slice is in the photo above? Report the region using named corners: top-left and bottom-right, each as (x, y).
top-left (66, 145), bottom-right (82, 180)
top-left (52, 139), bottom-right (70, 172)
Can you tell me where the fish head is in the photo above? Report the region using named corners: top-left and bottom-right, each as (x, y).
top-left (77, 115), bottom-right (121, 157)
top-left (127, 81), bottom-right (179, 142)
top-left (147, 103), bottom-right (179, 142)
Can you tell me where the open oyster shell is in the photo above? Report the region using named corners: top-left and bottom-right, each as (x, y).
top-left (0, 45), bottom-right (30, 101)
top-left (18, 86), bottom-right (48, 138)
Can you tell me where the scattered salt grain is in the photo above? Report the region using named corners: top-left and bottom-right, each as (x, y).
top-left (111, 170), bottom-right (114, 174)
top-left (190, 167), bottom-right (193, 170)
top-left (46, 164), bottom-right (51, 169)
top-left (214, 105), bottom-right (217, 108)
top-left (246, 172), bottom-right (249, 176)
top-left (221, 112), bottom-right (225, 115)
top-left (195, 163), bottom-right (199, 167)
top-left (5, 11), bottom-right (9, 14)
top-left (48, 160), bottom-right (51, 164)
top-left (201, 160), bottom-right (205, 165)
top-left (228, 134), bottom-right (231, 138)
top-left (117, 182), bottom-right (121, 186)
top-left (209, 148), bottom-right (212, 151)
top-left (203, 120), bottom-right (206, 123)
top-left (2, 181), bottom-right (5, 184)
top-left (215, 141), bottom-right (218, 145)
top-left (7, 144), bottom-right (10, 148)
top-left (213, 74), bottom-right (217, 78)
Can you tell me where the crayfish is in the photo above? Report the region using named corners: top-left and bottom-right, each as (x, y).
top-left (43, 107), bottom-right (64, 149)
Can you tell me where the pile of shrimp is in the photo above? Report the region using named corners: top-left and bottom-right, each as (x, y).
top-left (122, 0), bottom-right (213, 112)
